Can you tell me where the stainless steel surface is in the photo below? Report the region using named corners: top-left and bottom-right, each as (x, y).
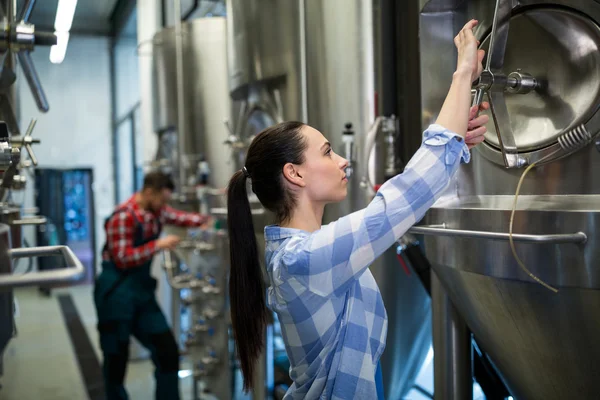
top-left (304, 0), bottom-right (376, 219)
top-left (433, 264), bottom-right (600, 400)
top-left (226, 0), bottom-right (304, 120)
top-left (173, 0), bottom-right (186, 193)
top-left (477, 4), bottom-right (600, 166)
top-left (431, 271), bottom-right (472, 400)
top-left (0, 245), bottom-right (85, 290)
top-left (0, 223), bottom-right (12, 379)
top-left (472, 0), bottom-right (525, 167)
top-left (419, 1), bottom-right (600, 398)
top-left (0, 206), bottom-right (22, 248)
top-left (152, 17), bottom-right (234, 190)
top-left (417, 194), bottom-right (600, 398)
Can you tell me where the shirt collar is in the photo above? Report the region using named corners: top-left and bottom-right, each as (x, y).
top-left (264, 225), bottom-right (309, 241)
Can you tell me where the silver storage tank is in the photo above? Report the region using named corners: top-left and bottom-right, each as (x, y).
top-left (153, 16), bottom-right (234, 190)
top-left (417, 0), bottom-right (600, 398)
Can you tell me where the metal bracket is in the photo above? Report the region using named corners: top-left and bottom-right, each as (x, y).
top-left (471, 0), bottom-right (537, 168)
top-left (0, 245), bottom-right (85, 291)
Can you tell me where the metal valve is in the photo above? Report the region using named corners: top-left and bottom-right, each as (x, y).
top-left (342, 122), bottom-right (355, 178)
top-left (0, 0), bottom-right (57, 138)
top-left (12, 118), bottom-right (39, 166)
top-left (471, 0), bottom-right (536, 168)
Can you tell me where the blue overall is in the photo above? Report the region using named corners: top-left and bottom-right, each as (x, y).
top-left (376, 362), bottom-right (385, 399)
top-left (93, 208), bottom-right (180, 400)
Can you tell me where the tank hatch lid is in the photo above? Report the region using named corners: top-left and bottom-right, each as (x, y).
top-left (480, 7), bottom-right (600, 152)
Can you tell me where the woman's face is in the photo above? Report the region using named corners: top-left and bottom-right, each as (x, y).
top-left (297, 125), bottom-right (349, 204)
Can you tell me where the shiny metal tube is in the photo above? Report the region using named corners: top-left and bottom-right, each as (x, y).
top-left (17, 0), bottom-right (35, 22)
top-left (173, 0), bottom-right (187, 193)
top-left (409, 224), bottom-right (587, 244)
top-left (11, 216), bottom-right (47, 225)
top-left (0, 245), bottom-right (85, 290)
top-left (162, 250), bottom-right (191, 290)
top-left (432, 271), bottom-right (472, 400)
top-left (5, 0), bottom-right (15, 20)
top-left (298, 0), bottom-right (308, 122)
top-left (18, 51), bottom-right (49, 112)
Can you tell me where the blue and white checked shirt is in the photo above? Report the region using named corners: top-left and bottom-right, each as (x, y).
top-left (264, 125), bottom-right (470, 399)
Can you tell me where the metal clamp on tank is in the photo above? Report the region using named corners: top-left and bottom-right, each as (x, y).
top-left (471, 0), bottom-right (537, 168)
top-left (0, 0), bottom-right (57, 115)
top-left (360, 115), bottom-right (399, 194)
top-left (10, 119), bottom-right (40, 169)
top-left (342, 122), bottom-right (355, 178)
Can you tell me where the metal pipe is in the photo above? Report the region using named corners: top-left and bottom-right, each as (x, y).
top-left (409, 224), bottom-right (587, 244)
top-left (17, 0), bottom-right (35, 22)
top-left (298, 0), bottom-right (308, 122)
top-left (17, 51), bottom-right (49, 112)
top-left (0, 245), bottom-right (85, 290)
top-left (163, 250), bottom-right (191, 290)
top-left (173, 0), bottom-right (187, 195)
top-left (431, 271), bottom-right (473, 400)
top-left (11, 216), bottom-right (46, 225)
top-left (6, 0), bottom-right (15, 20)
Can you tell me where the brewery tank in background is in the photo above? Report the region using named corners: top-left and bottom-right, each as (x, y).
top-left (151, 16), bottom-right (236, 400)
top-left (415, 0), bottom-right (600, 398)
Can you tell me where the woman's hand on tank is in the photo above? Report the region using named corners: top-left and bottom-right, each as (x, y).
top-left (465, 101), bottom-right (490, 149)
top-left (454, 19), bottom-right (485, 83)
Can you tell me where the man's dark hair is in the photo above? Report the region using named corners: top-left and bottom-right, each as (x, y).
top-left (142, 171), bottom-right (175, 192)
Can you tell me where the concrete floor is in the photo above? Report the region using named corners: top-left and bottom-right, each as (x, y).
top-left (0, 285), bottom-right (485, 400)
top-left (0, 284), bottom-right (196, 400)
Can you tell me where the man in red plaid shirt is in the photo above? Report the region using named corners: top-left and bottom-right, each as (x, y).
top-left (93, 171), bottom-right (209, 400)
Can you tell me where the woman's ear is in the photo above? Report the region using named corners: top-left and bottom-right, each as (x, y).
top-left (282, 163), bottom-right (306, 187)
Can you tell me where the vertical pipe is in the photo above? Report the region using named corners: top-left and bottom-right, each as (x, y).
top-left (298, 0), bottom-right (308, 123)
top-left (110, 37), bottom-right (119, 205)
top-left (130, 112), bottom-right (138, 192)
top-left (432, 270), bottom-right (473, 400)
top-left (173, 0), bottom-right (187, 196)
top-left (6, 0), bottom-right (14, 20)
top-left (171, 284), bottom-right (180, 349)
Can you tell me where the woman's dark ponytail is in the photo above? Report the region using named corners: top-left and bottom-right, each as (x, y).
top-left (227, 169), bottom-right (267, 392)
top-left (227, 121), bottom-right (307, 391)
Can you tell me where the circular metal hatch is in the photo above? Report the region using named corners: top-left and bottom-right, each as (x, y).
top-left (480, 7), bottom-right (600, 153)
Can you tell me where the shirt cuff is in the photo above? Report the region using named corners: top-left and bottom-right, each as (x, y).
top-left (422, 124), bottom-right (471, 165)
top-left (146, 240), bottom-right (158, 255)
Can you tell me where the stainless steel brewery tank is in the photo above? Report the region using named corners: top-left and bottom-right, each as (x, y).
top-left (152, 16), bottom-right (235, 400)
top-left (153, 16), bottom-right (234, 191)
top-left (227, 1), bottom-right (432, 398)
top-left (417, 0), bottom-right (600, 398)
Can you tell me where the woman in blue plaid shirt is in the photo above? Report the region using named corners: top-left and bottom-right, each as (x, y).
top-left (227, 20), bottom-right (489, 399)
